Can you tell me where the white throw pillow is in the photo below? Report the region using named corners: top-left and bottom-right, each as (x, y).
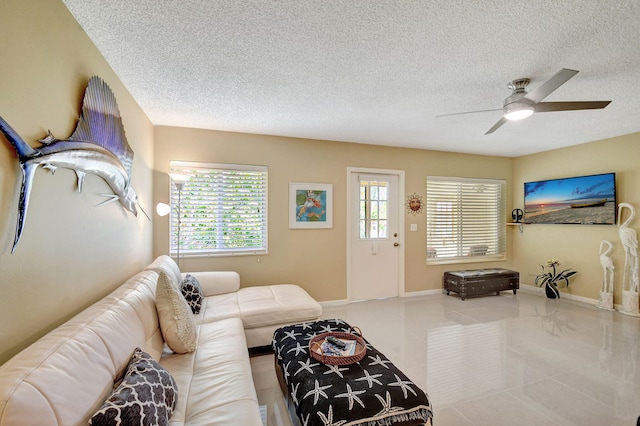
top-left (156, 271), bottom-right (197, 353)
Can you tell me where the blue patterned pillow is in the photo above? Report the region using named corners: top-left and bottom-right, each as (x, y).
top-left (89, 348), bottom-right (177, 426)
top-left (180, 274), bottom-right (203, 314)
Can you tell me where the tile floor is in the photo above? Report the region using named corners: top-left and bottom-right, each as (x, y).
top-left (250, 291), bottom-right (640, 426)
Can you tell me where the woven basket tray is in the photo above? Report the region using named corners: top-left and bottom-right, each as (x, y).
top-left (309, 329), bottom-right (366, 365)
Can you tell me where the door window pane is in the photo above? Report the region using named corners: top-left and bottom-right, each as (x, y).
top-left (359, 179), bottom-right (389, 239)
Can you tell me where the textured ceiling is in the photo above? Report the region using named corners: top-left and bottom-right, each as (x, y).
top-left (61, 0), bottom-right (640, 157)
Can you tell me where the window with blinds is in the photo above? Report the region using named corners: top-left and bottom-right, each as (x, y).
top-left (426, 176), bottom-right (506, 264)
top-left (169, 161), bottom-right (267, 257)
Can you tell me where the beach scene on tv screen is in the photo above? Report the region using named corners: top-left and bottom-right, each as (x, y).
top-left (524, 173), bottom-right (616, 225)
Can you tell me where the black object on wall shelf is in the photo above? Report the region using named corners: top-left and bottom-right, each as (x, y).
top-left (511, 208), bottom-right (524, 223)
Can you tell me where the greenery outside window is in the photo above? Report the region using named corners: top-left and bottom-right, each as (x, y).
top-left (426, 176), bottom-right (506, 264)
top-left (359, 179), bottom-right (389, 239)
top-left (169, 161), bottom-right (267, 257)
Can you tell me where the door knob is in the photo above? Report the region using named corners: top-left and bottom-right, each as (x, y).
top-left (394, 242), bottom-right (399, 247)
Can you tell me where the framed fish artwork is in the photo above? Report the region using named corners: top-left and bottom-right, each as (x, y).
top-left (289, 183), bottom-right (333, 229)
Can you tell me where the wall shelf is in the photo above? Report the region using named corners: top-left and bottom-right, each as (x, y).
top-left (506, 222), bottom-right (525, 233)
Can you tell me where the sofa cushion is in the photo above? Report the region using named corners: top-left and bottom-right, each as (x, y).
top-left (145, 255), bottom-right (183, 289)
top-left (187, 271), bottom-right (240, 296)
top-left (160, 317), bottom-right (263, 425)
top-left (198, 284), bottom-right (321, 329)
top-left (156, 271), bottom-right (197, 353)
top-left (238, 284), bottom-right (322, 329)
top-left (196, 292), bottom-right (241, 324)
top-left (180, 274), bottom-right (203, 314)
top-left (0, 270), bottom-right (163, 425)
top-left (89, 348), bottom-right (178, 426)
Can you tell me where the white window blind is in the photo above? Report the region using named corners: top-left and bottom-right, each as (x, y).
top-left (169, 161), bottom-right (267, 257)
top-left (426, 176), bottom-right (506, 264)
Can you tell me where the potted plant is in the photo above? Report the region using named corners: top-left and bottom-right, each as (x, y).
top-left (534, 259), bottom-right (577, 299)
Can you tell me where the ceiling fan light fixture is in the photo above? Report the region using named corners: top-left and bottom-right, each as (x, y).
top-left (503, 104), bottom-right (534, 121)
top-left (439, 69), bottom-right (609, 135)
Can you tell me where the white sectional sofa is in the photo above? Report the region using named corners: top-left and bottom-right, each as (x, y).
top-left (0, 256), bottom-right (322, 425)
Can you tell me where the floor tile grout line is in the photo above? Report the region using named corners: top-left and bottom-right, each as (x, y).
top-left (505, 386), bottom-right (566, 426)
top-left (547, 375), bottom-right (626, 416)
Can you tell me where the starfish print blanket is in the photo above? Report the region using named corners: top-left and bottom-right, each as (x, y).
top-left (272, 319), bottom-right (433, 426)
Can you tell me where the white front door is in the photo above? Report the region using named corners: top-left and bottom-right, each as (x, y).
top-left (347, 168), bottom-right (404, 301)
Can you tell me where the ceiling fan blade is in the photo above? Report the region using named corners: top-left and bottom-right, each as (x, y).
top-left (535, 100), bottom-right (611, 112)
top-left (485, 117), bottom-right (508, 135)
top-left (436, 108), bottom-right (502, 118)
top-left (524, 68), bottom-right (579, 104)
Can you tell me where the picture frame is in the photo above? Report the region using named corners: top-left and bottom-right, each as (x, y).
top-left (289, 183), bottom-right (333, 229)
top-left (524, 172), bottom-right (616, 225)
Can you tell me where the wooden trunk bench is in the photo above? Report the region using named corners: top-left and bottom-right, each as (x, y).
top-left (443, 268), bottom-right (519, 300)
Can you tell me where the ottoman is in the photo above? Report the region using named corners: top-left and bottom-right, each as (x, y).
top-left (272, 319), bottom-right (433, 426)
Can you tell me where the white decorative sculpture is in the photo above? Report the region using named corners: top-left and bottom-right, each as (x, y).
top-left (597, 240), bottom-right (615, 311)
top-left (617, 203), bottom-right (640, 316)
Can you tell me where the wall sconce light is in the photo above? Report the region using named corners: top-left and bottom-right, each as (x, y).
top-left (156, 203), bottom-right (170, 217)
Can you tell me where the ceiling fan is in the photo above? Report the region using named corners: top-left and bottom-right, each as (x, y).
top-left (437, 68), bottom-right (611, 135)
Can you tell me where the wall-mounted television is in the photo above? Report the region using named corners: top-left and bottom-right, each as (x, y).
top-left (524, 172), bottom-right (616, 225)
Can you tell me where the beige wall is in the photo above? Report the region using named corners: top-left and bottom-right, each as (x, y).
top-left (513, 132), bottom-right (640, 302)
top-left (153, 126), bottom-right (514, 302)
top-left (0, 0), bottom-right (154, 364)
top-left (4, 0), bottom-right (636, 369)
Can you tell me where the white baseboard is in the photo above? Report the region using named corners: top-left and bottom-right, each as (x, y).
top-left (323, 286), bottom-right (606, 310)
top-left (403, 284), bottom-right (603, 309)
top-left (319, 299), bottom-right (349, 307)
top-left (518, 283), bottom-right (599, 306)
top-left (401, 289), bottom-right (444, 297)
top-left (321, 290), bottom-right (442, 305)
top-left (517, 283), bottom-right (542, 294)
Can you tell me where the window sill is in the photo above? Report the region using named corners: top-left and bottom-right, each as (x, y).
top-left (427, 255), bottom-right (506, 266)
top-left (172, 250), bottom-right (268, 258)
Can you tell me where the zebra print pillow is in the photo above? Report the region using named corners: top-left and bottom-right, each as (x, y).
top-left (89, 348), bottom-right (178, 426)
top-left (180, 274), bottom-right (203, 314)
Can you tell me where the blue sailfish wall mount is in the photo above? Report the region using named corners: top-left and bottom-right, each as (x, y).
top-left (0, 76), bottom-right (149, 253)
